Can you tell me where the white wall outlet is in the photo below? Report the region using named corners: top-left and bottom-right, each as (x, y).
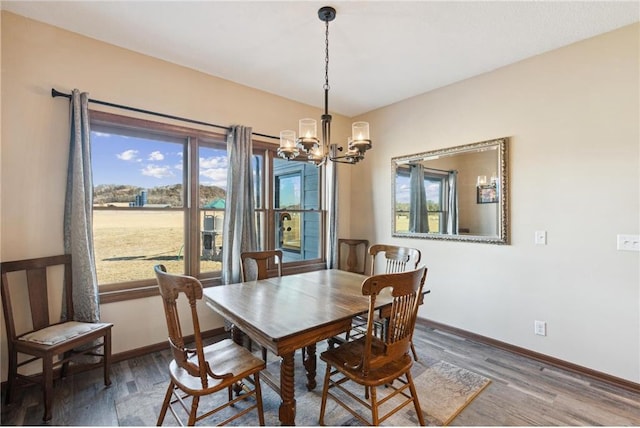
top-left (535, 230), bottom-right (547, 245)
top-left (617, 234), bottom-right (640, 251)
top-left (534, 320), bottom-right (547, 336)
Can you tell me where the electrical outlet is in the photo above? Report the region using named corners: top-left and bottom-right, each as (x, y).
top-left (534, 320), bottom-right (547, 336)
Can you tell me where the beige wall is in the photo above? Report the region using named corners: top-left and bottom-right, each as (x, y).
top-left (1, 11), bottom-right (638, 385)
top-left (353, 23), bottom-right (639, 382)
top-left (0, 12), bottom-right (354, 381)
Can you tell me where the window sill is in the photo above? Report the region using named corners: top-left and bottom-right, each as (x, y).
top-left (99, 263), bottom-right (327, 304)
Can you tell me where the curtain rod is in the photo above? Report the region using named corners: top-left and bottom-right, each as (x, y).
top-left (51, 88), bottom-right (279, 141)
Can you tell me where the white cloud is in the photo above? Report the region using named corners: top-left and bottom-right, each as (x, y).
top-left (199, 155), bottom-right (227, 188)
top-left (141, 164), bottom-right (174, 179)
top-left (200, 168), bottom-right (227, 188)
top-left (116, 149), bottom-right (139, 161)
top-left (200, 155), bottom-right (227, 169)
top-left (148, 151), bottom-right (164, 161)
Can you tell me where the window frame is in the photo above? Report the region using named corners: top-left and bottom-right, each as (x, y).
top-left (90, 111), bottom-right (326, 304)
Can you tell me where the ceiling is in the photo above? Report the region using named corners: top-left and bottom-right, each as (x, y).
top-left (3, 1), bottom-right (639, 117)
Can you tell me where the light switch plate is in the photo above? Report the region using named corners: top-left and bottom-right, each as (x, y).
top-left (617, 234), bottom-right (640, 251)
top-left (535, 231), bottom-right (547, 245)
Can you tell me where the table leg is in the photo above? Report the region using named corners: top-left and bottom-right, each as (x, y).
top-left (231, 325), bottom-right (244, 396)
top-left (231, 324), bottom-right (243, 345)
top-left (303, 343), bottom-right (317, 390)
top-left (279, 352), bottom-right (296, 425)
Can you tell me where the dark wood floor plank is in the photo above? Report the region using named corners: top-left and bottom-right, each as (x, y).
top-left (2, 325), bottom-right (638, 426)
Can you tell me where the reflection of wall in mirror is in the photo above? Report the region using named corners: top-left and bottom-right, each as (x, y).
top-left (425, 149), bottom-right (498, 236)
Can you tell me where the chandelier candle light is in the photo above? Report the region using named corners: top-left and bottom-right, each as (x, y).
top-left (278, 6), bottom-right (372, 165)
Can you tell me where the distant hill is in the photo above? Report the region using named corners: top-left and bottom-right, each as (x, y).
top-left (94, 184), bottom-right (226, 208)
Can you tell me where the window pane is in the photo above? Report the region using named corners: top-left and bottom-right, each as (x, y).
top-left (93, 210), bottom-right (184, 283)
top-left (273, 158), bottom-right (321, 262)
top-left (92, 128), bottom-right (185, 207)
top-left (92, 128), bottom-right (185, 284)
top-left (278, 211), bottom-right (321, 262)
top-left (200, 210), bottom-right (223, 272)
top-left (199, 145), bottom-right (227, 273)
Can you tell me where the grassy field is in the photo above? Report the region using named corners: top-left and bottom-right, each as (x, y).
top-left (93, 210), bottom-right (220, 284)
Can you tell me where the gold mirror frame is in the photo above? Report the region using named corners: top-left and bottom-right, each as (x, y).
top-left (391, 137), bottom-right (509, 244)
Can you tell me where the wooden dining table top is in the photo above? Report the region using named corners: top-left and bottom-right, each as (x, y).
top-left (202, 269), bottom-right (392, 352)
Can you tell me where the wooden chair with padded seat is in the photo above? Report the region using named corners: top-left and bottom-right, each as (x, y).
top-left (240, 250), bottom-right (283, 282)
top-left (154, 265), bottom-right (265, 426)
top-left (0, 254), bottom-right (113, 422)
top-left (369, 243), bottom-right (422, 360)
top-left (318, 266), bottom-right (428, 426)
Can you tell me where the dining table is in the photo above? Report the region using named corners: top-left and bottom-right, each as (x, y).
top-left (202, 268), bottom-right (393, 426)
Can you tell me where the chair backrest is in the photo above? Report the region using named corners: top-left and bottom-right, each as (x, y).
top-left (360, 266), bottom-right (427, 374)
top-left (368, 244), bottom-right (421, 275)
top-left (1, 255), bottom-right (74, 341)
top-left (154, 265), bottom-right (219, 387)
top-left (240, 250), bottom-right (283, 281)
top-left (337, 239), bottom-right (369, 274)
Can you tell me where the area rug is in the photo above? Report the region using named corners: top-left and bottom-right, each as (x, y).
top-left (116, 354), bottom-right (490, 426)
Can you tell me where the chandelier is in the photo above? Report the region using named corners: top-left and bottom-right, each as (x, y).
top-left (278, 6), bottom-right (372, 165)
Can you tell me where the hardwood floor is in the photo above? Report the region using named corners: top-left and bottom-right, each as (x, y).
top-left (1, 325), bottom-right (638, 426)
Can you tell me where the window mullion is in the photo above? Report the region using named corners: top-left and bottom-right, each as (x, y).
top-left (186, 136), bottom-right (200, 276)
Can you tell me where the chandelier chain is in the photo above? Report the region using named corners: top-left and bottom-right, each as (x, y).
top-left (324, 19), bottom-right (330, 91)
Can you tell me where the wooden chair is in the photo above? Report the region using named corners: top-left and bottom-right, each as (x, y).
top-left (318, 266), bottom-right (428, 426)
top-left (239, 250), bottom-right (283, 361)
top-left (0, 254), bottom-right (113, 422)
top-left (331, 239), bottom-right (377, 347)
top-left (240, 250), bottom-right (283, 282)
top-left (154, 265), bottom-right (265, 426)
top-left (337, 239), bottom-right (369, 274)
top-left (369, 244), bottom-right (422, 275)
top-left (369, 244), bottom-right (422, 360)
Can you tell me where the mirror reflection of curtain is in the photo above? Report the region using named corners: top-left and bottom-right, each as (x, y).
top-left (409, 163), bottom-right (429, 233)
top-left (447, 171), bottom-right (459, 234)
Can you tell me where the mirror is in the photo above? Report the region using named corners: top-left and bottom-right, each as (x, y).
top-left (392, 137), bottom-right (509, 244)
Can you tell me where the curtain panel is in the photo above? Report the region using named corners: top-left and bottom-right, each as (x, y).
top-left (63, 89), bottom-right (100, 322)
top-left (221, 125), bottom-right (258, 284)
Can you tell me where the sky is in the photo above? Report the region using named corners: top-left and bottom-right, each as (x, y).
top-left (395, 174), bottom-right (442, 206)
top-left (91, 131), bottom-right (228, 189)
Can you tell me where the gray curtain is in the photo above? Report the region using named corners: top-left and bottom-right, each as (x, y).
top-left (222, 125), bottom-right (257, 284)
top-left (409, 164), bottom-right (429, 233)
top-left (326, 158), bottom-right (338, 269)
top-left (447, 170), bottom-right (459, 234)
top-left (63, 89), bottom-right (100, 323)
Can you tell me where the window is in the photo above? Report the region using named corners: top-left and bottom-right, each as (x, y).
top-left (273, 158), bottom-right (321, 262)
top-left (91, 111), bottom-right (324, 300)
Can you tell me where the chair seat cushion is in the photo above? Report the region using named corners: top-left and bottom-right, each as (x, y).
top-left (19, 321), bottom-right (109, 345)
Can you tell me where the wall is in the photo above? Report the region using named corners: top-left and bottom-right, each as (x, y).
top-left (0, 12), bottom-right (354, 381)
top-left (352, 23), bottom-right (639, 382)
